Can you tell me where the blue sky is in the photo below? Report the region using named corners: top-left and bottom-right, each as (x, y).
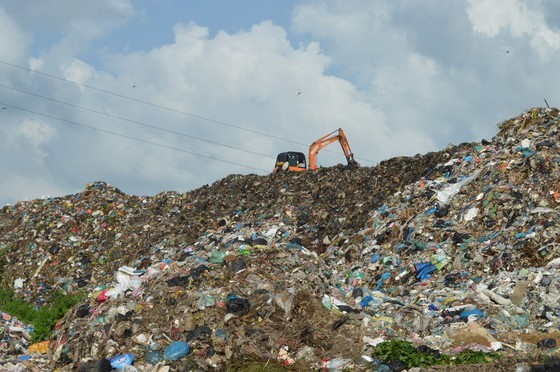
top-left (1, 0), bottom-right (560, 206)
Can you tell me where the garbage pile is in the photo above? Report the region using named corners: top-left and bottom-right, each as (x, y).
top-left (0, 107), bottom-right (559, 371)
top-left (0, 311), bottom-right (52, 371)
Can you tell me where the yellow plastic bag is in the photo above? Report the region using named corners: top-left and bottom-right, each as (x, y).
top-left (29, 340), bottom-right (50, 354)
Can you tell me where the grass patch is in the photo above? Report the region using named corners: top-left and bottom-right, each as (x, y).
top-left (0, 247), bottom-right (9, 283)
top-left (0, 288), bottom-right (83, 342)
top-left (454, 349), bottom-right (500, 365)
top-left (372, 339), bottom-right (499, 368)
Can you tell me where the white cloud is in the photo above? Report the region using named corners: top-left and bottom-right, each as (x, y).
top-left (0, 119), bottom-right (58, 204)
top-left (0, 8), bottom-right (32, 62)
top-left (0, 175), bottom-right (63, 206)
top-left (16, 118), bottom-right (55, 146)
top-left (1, 1), bottom-right (560, 206)
top-left (466, 0), bottom-right (560, 58)
top-left (61, 59), bottom-right (96, 86)
top-left (29, 57), bottom-right (44, 71)
top-left (290, 1), bottom-right (479, 152)
top-left (466, 0), bottom-right (532, 37)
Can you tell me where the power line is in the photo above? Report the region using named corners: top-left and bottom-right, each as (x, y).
top-left (0, 60), bottom-right (303, 144)
top-left (20, 1), bottom-right (505, 167)
top-left (20, 2), bottom-right (379, 165)
top-left (0, 82), bottom-right (275, 160)
top-left (0, 100), bottom-right (269, 173)
top-left (0, 59), bottom-right (377, 164)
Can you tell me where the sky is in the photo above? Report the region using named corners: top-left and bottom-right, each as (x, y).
top-left (1, 0), bottom-right (559, 206)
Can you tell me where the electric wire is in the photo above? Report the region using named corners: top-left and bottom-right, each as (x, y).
top-left (0, 82), bottom-right (275, 160)
top-left (0, 60), bottom-right (305, 145)
top-left (0, 100), bottom-right (269, 173)
top-left (22, 0), bottom-right (483, 164)
top-left (0, 59), bottom-right (377, 164)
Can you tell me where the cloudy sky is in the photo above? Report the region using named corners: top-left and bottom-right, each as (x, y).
top-left (1, 0), bottom-right (559, 206)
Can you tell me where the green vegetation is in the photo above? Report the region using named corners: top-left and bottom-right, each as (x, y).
top-left (372, 339), bottom-right (499, 368)
top-left (373, 339), bottom-right (450, 367)
top-left (0, 252), bottom-right (6, 280)
top-left (0, 245), bottom-right (11, 283)
top-left (0, 288), bottom-right (83, 342)
top-left (454, 349), bottom-right (500, 365)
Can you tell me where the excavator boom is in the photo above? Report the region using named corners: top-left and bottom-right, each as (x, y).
top-left (308, 128), bottom-right (358, 170)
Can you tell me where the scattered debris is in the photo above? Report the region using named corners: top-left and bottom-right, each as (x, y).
top-left (1, 107), bottom-right (560, 371)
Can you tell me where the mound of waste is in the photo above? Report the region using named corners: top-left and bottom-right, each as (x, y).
top-left (1, 107), bottom-right (560, 371)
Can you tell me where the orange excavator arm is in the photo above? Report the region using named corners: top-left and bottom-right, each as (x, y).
top-left (308, 128), bottom-right (359, 170)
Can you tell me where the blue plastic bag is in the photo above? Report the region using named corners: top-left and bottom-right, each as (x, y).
top-left (163, 341), bottom-right (190, 361)
top-left (414, 262), bottom-right (436, 280)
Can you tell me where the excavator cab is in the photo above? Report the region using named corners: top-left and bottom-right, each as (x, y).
top-left (273, 151), bottom-right (307, 172)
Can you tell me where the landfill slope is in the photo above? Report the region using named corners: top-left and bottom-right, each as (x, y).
top-left (0, 107), bottom-right (559, 371)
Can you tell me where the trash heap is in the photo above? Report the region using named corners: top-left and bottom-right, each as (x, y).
top-left (0, 107), bottom-right (559, 371)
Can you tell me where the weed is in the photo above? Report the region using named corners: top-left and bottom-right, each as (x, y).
top-left (372, 339), bottom-right (499, 368)
top-left (373, 339), bottom-right (450, 368)
top-left (0, 288), bottom-right (83, 342)
top-left (454, 349), bottom-right (500, 365)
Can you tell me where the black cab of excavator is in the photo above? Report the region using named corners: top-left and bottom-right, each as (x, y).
top-left (273, 151), bottom-right (307, 172)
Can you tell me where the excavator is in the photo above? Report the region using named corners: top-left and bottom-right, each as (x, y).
top-left (273, 128), bottom-right (359, 172)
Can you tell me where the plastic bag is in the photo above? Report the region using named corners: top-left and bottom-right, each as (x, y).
top-left (163, 341), bottom-right (190, 361)
top-left (274, 287), bottom-right (297, 319)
